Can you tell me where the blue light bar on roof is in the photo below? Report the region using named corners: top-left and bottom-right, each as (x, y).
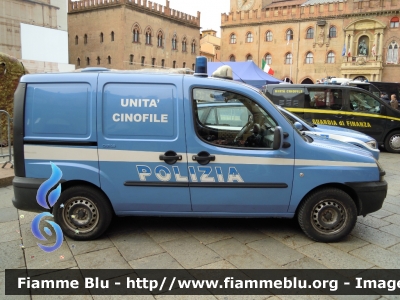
top-left (194, 56), bottom-right (208, 77)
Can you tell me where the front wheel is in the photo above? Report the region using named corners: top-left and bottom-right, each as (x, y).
top-left (384, 130), bottom-right (400, 153)
top-left (297, 188), bottom-right (357, 243)
top-left (53, 185), bottom-right (113, 240)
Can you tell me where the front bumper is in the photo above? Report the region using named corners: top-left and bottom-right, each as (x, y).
top-left (12, 176), bottom-right (49, 213)
top-left (346, 180), bottom-right (388, 216)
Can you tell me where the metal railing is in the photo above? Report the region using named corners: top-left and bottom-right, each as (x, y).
top-left (0, 110), bottom-right (13, 168)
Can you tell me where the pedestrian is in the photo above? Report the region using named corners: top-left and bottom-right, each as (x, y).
top-left (380, 93), bottom-right (390, 105)
top-left (390, 94), bottom-right (399, 109)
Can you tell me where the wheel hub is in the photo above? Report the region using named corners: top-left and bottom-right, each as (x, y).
top-left (390, 134), bottom-right (400, 150)
top-left (62, 197), bottom-right (99, 233)
top-left (312, 200), bottom-right (345, 233)
top-left (70, 204), bottom-right (93, 226)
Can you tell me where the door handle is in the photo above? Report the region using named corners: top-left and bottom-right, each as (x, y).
top-left (159, 150), bottom-right (182, 165)
top-left (192, 151), bottom-right (215, 165)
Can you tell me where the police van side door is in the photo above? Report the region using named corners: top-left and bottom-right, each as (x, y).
top-left (184, 77), bottom-right (295, 214)
top-left (97, 74), bottom-right (191, 213)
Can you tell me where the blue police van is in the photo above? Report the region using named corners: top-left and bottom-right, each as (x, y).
top-left (12, 58), bottom-right (387, 242)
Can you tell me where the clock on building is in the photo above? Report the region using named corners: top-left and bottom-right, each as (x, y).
top-left (237, 0), bottom-right (255, 11)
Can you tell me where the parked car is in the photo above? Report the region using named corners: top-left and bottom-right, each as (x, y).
top-left (277, 106), bottom-right (380, 160)
top-left (262, 84), bottom-right (400, 153)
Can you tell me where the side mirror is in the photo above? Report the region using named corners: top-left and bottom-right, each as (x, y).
top-left (273, 126), bottom-right (283, 150)
top-left (294, 122), bottom-right (303, 130)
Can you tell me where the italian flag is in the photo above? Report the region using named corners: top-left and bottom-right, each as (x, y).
top-left (261, 59), bottom-right (274, 75)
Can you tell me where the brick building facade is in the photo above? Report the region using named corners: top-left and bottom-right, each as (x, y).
top-left (221, 0), bottom-right (400, 83)
top-left (68, 0), bottom-right (201, 70)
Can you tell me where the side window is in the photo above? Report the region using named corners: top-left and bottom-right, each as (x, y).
top-left (349, 91), bottom-right (381, 114)
top-left (271, 88), bottom-right (304, 108)
top-left (193, 88), bottom-right (277, 149)
top-left (308, 88), bottom-right (343, 110)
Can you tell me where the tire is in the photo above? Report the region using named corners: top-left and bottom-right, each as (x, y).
top-left (384, 130), bottom-right (400, 153)
top-left (53, 185), bottom-right (113, 241)
top-left (297, 188), bottom-right (357, 243)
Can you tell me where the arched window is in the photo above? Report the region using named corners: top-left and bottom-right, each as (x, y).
top-left (86, 57), bottom-right (90, 65)
top-left (152, 58), bottom-right (156, 67)
top-left (285, 53), bottom-right (292, 64)
top-left (192, 63), bottom-right (195, 70)
top-left (75, 35), bottom-right (78, 45)
top-left (265, 31), bottom-right (273, 42)
top-left (306, 28), bottom-right (314, 39)
top-left (182, 38), bottom-right (187, 52)
top-left (265, 54), bottom-right (272, 65)
top-left (111, 31), bottom-right (114, 41)
top-left (108, 56), bottom-right (111, 64)
top-left (100, 32), bottom-right (103, 43)
top-left (173, 61), bottom-right (176, 68)
top-left (229, 55), bottom-right (236, 62)
top-left (145, 28), bottom-right (152, 45)
top-left (327, 51), bottom-right (335, 63)
top-left (246, 54), bottom-right (253, 61)
top-left (230, 33), bottom-right (236, 44)
top-left (157, 31), bottom-right (163, 47)
top-left (183, 62), bottom-right (186, 68)
top-left (329, 26), bottom-right (337, 38)
top-left (129, 54), bottom-right (134, 65)
top-left (84, 34), bottom-right (88, 44)
top-left (97, 56), bottom-right (101, 65)
top-left (391, 17), bottom-right (399, 28)
top-left (387, 40), bottom-right (399, 64)
top-left (161, 59), bottom-right (165, 68)
top-left (133, 27), bottom-right (140, 43)
top-left (305, 52), bottom-right (313, 64)
top-left (172, 35), bottom-right (177, 50)
top-left (246, 32), bottom-right (253, 43)
top-left (191, 40), bottom-right (196, 53)
top-left (286, 29), bottom-right (293, 42)
top-left (141, 56), bottom-right (145, 66)
top-left (77, 58), bottom-right (80, 66)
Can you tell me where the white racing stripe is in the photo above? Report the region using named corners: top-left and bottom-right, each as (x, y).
top-left (24, 145), bottom-right (377, 168)
top-left (25, 145), bottom-right (98, 161)
top-left (98, 149), bottom-right (189, 163)
top-left (190, 153), bottom-right (294, 166)
top-left (295, 159), bottom-right (376, 168)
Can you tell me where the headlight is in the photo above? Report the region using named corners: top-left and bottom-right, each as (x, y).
top-left (366, 140), bottom-right (377, 149)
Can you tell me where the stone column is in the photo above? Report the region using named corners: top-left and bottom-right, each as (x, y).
top-left (378, 33), bottom-right (383, 57)
top-left (349, 34), bottom-right (354, 56)
top-left (373, 33), bottom-right (378, 58)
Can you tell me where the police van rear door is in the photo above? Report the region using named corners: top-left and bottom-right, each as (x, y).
top-left (97, 73), bottom-right (191, 213)
top-left (184, 77), bottom-right (295, 215)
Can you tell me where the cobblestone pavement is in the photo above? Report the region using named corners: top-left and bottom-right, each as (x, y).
top-left (1, 153), bottom-right (399, 299)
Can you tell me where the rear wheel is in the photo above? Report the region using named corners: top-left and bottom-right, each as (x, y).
top-left (384, 130), bottom-right (400, 153)
top-left (297, 188), bottom-right (357, 242)
top-left (53, 185), bottom-right (113, 240)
